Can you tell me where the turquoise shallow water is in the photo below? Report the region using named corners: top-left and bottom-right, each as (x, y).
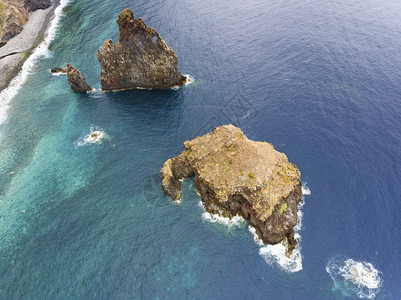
top-left (1, 0), bottom-right (401, 298)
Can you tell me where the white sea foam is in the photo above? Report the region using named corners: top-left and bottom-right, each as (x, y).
top-left (302, 183), bottom-right (311, 195)
top-left (326, 257), bottom-right (382, 299)
top-left (183, 74), bottom-right (195, 86)
top-left (74, 125), bottom-right (108, 147)
top-left (50, 71), bottom-right (67, 76)
top-left (88, 87), bottom-right (105, 98)
top-left (0, 0), bottom-right (71, 126)
top-left (257, 229), bottom-right (303, 273)
top-left (198, 201), bottom-right (245, 228)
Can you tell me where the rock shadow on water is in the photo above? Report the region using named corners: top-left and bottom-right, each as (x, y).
top-left (104, 88), bottom-right (186, 122)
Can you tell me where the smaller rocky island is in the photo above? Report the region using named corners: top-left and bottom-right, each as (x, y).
top-left (97, 8), bottom-right (187, 91)
top-left (161, 125), bottom-right (303, 255)
top-left (65, 64), bottom-right (92, 93)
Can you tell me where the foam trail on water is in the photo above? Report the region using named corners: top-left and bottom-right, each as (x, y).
top-left (326, 257), bottom-right (382, 299)
top-left (254, 182), bottom-right (311, 273)
top-left (0, 0), bottom-right (71, 126)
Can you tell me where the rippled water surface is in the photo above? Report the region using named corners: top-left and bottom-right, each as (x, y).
top-left (0, 0), bottom-right (400, 298)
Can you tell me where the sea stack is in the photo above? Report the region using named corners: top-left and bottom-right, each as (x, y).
top-left (97, 8), bottom-right (187, 91)
top-left (161, 125), bottom-right (303, 255)
top-left (66, 64), bottom-right (92, 93)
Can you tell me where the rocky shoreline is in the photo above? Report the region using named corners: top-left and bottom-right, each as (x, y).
top-left (0, 0), bottom-right (60, 91)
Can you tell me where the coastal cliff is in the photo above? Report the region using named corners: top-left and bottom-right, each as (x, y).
top-left (161, 125), bottom-right (303, 255)
top-left (0, 0), bottom-right (51, 43)
top-left (97, 8), bottom-right (186, 91)
top-left (0, 0), bottom-right (55, 91)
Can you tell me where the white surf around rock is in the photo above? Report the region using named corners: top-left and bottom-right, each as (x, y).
top-left (74, 125), bottom-right (108, 147)
top-left (326, 256), bottom-right (382, 299)
top-left (198, 201), bottom-right (245, 228)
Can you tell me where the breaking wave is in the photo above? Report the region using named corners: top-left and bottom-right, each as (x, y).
top-left (0, 0), bottom-right (71, 126)
top-left (183, 74), bottom-right (195, 86)
top-left (254, 227), bottom-right (303, 273)
top-left (74, 125), bottom-right (108, 147)
top-left (198, 201), bottom-right (245, 228)
top-left (171, 74), bottom-right (194, 90)
top-left (88, 87), bottom-right (105, 98)
top-left (326, 257), bottom-right (382, 299)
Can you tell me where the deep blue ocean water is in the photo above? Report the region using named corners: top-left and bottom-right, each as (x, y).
top-left (0, 0), bottom-right (400, 298)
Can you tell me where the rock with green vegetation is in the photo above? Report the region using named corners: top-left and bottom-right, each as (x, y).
top-left (161, 124), bottom-right (303, 255)
top-left (97, 8), bottom-right (187, 91)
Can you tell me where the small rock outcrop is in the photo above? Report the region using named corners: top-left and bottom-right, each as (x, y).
top-left (161, 125), bottom-right (303, 255)
top-left (66, 64), bottom-right (92, 93)
top-left (97, 8), bottom-right (187, 91)
top-left (51, 67), bottom-right (66, 74)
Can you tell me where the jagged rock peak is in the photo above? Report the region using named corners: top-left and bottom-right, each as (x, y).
top-left (97, 8), bottom-right (187, 91)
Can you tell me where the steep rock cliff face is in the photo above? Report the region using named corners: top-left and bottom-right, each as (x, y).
top-left (0, 0), bottom-right (51, 43)
top-left (97, 8), bottom-right (186, 90)
top-left (161, 125), bottom-right (303, 255)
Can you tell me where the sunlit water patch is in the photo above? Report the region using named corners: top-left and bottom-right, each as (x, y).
top-left (326, 257), bottom-right (382, 299)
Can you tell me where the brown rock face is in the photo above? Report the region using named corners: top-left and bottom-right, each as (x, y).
top-left (66, 64), bottom-right (92, 93)
top-left (161, 125), bottom-right (303, 255)
top-left (97, 8), bottom-right (186, 91)
top-left (0, 0), bottom-right (51, 43)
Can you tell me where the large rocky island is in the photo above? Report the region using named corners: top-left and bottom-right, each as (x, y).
top-left (161, 125), bottom-right (303, 255)
top-left (97, 8), bottom-right (187, 91)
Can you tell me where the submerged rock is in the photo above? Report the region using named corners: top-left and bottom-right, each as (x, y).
top-left (66, 64), bottom-right (92, 93)
top-left (97, 8), bottom-right (187, 91)
top-left (161, 125), bottom-right (303, 255)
